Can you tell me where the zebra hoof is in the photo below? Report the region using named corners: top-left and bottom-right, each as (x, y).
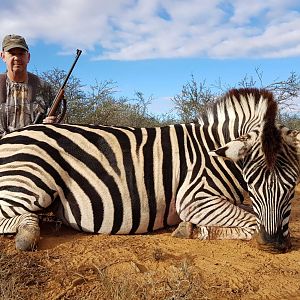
top-left (15, 226), bottom-right (40, 251)
top-left (172, 222), bottom-right (194, 238)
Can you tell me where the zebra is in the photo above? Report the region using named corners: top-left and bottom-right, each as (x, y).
top-left (0, 88), bottom-right (299, 252)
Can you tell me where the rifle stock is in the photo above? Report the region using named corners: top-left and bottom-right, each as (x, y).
top-left (47, 89), bottom-right (64, 117)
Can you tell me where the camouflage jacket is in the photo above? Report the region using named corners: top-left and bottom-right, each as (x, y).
top-left (0, 72), bottom-right (54, 137)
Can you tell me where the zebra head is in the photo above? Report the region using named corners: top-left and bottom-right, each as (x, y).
top-left (210, 126), bottom-right (300, 252)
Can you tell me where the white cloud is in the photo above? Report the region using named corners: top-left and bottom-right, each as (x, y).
top-left (0, 0), bottom-right (300, 60)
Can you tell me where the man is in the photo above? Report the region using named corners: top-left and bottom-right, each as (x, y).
top-left (0, 34), bottom-right (60, 137)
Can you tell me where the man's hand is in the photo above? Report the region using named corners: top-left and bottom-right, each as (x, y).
top-left (42, 116), bottom-right (57, 124)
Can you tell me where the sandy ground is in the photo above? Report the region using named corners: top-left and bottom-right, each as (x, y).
top-left (1, 187), bottom-right (300, 300)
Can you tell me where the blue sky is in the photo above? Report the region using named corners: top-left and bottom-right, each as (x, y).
top-left (0, 0), bottom-right (300, 115)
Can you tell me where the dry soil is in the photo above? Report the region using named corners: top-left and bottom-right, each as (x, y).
top-left (1, 187), bottom-right (300, 300)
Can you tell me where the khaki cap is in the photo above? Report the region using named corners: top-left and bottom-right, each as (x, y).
top-left (2, 34), bottom-right (29, 52)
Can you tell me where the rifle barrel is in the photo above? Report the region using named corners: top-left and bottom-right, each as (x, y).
top-left (60, 49), bottom-right (82, 90)
top-left (47, 49), bottom-right (82, 117)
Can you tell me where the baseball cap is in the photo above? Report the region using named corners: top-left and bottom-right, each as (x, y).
top-left (2, 34), bottom-right (29, 52)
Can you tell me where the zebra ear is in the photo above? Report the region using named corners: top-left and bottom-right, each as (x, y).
top-left (281, 127), bottom-right (300, 157)
top-left (209, 132), bottom-right (258, 161)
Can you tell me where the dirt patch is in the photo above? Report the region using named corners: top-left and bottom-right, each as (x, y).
top-left (1, 187), bottom-right (300, 300)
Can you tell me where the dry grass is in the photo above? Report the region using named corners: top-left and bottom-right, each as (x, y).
top-left (0, 244), bottom-right (210, 300)
top-left (0, 251), bottom-right (50, 300)
top-left (53, 257), bottom-right (208, 300)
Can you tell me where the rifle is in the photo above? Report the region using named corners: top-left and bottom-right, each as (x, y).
top-left (34, 49), bottom-right (82, 124)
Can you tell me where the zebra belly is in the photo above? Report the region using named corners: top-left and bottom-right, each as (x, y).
top-left (53, 195), bottom-right (179, 234)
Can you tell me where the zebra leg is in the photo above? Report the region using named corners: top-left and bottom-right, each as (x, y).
top-left (172, 196), bottom-right (258, 241)
top-left (0, 214), bottom-right (40, 251)
top-left (194, 225), bottom-right (256, 240)
top-left (172, 222), bottom-right (256, 240)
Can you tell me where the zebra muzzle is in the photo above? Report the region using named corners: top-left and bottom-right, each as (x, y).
top-left (255, 225), bottom-right (291, 253)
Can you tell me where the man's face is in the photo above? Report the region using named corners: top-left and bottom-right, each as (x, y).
top-left (1, 47), bottom-right (30, 75)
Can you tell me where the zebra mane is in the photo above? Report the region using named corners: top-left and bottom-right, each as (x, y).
top-left (199, 88), bottom-right (281, 169)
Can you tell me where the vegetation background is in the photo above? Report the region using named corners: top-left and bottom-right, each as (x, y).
top-left (38, 68), bottom-right (300, 129)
